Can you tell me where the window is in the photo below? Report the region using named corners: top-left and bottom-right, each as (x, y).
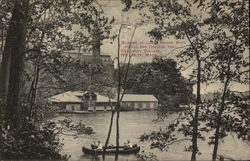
top-left (138, 103), bottom-right (143, 109)
top-left (146, 103), bottom-right (150, 108)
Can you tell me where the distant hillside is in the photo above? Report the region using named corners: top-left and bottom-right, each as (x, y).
top-left (201, 91), bottom-right (250, 101)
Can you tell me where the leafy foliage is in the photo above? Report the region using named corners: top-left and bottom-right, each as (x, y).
top-left (121, 0), bottom-right (132, 11)
top-left (136, 151), bottom-right (159, 161)
top-left (117, 56), bottom-right (193, 114)
top-left (57, 117), bottom-right (95, 136)
top-left (199, 92), bottom-right (250, 144)
top-left (0, 0), bottom-right (109, 159)
top-left (0, 117), bottom-right (68, 160)
top-left (22, 0), bottom-right (116, 96)
top-left (201, 0), bottom-right (249, 46)
top-left (132, 1), bottom-right (249, 160)
top-left (139, 109), bottom-right (205, 152)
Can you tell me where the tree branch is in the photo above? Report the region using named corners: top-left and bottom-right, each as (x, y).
top-left (166, 138), bottom-right (192, 146)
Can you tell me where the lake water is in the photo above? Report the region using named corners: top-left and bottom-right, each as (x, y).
top-left (55, 111), bottom-right (250, 161)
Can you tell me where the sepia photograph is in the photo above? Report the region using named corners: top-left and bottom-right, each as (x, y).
top-left (0, 0), bottom-right (249, 161)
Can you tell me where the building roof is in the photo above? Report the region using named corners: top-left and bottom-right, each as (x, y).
top-left (48, 91), bottom-right (82, 103)
top-left (121, 94), bottom-right (158, 102)
top-left (71, 91), bottom-right (86, 96)
top-left (48, 91), bottom-right (116, 103)
top-left (48, 92), bottom-right (158, 103)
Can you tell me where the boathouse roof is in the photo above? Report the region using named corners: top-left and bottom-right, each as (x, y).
top-left (122, 94), bottom-right (158, 102)
top-left (48, 92), bottom-right (158, 103)
top-left (48, 91), bottom-right (82, 103)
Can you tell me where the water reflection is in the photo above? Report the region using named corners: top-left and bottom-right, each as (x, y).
top-left (80, 154), bottom-right (101, 161)
top-left (80, 153), bottom-right (139, 161)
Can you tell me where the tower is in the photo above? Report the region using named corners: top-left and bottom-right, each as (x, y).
top-left (92, 23), bottom-right (101, 63)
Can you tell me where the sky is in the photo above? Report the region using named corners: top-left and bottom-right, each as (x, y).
top-left (67, 0), bottom-right (249, 94)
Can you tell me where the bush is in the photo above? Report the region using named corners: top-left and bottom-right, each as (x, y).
top-left (136, 151), bottom-right (159, 161)
top-left (0, 117), bottom-right (69, 160)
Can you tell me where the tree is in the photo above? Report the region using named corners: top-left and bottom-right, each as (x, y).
top-left (1, 0), bottom-right (29, 128)
top-left (0, 0), bottom-right (115, 159)
top-left (101, 22), bottom-right (137, 160)
top-left (25, 0), bottom-right (115, 112)
top-left (202, 36), bottom-right (248, 160)
top-left (133, 0), bottom-right (249, 160)
top-left (2, 0), bottom-right (116, 121)
top-left (117, 57), bottom-right (193, 113)
top-left (0, 0), bottom-right (14, 99)
top-left (113, 24), bottom-right (137, 161)
top-left (133, 0), bottom-right (218, 159)
top-left (197, 1), bottom-right (249, 160)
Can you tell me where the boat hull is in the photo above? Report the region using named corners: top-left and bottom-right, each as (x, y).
top-left (82, 146), bottom-right (140, 155)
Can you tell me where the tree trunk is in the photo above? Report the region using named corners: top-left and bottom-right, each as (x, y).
top-left (5, 0), bottom-right (29, 128)
top-left (212, 63), bottom-right (231, 161)
top-left (115, 108), bottom-right (120, 161)
top-left (179, 26), bottom-right (202, 161)
top-left (212, 95), bottom-right (226, 161)
top-left (0, 27), bottom-right (4, 53)
top-left (102, 110), bottom-right (116, 160)
top-left (0, 26), bottom-right (6, 120)
top-left (29, 65), bottom-right (40, 118)
top-left (27, 31), bottom-right (45, 117)
top-left (212, 120), bottom-right (221, 161)
top-left (115, 24), bottom-right (123, 161)
top-left (0, 38), bottom-right (11, 99)
top-left (184, 31), bottom-right (201, 161)
top-left (191, 58), bottom-right (201, 161)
